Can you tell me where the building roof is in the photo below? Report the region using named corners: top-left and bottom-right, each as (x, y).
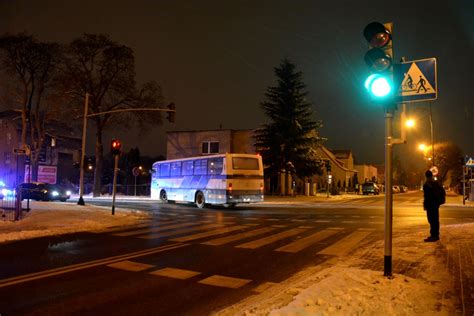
top-left (331, 149), bottom-right (352, 159)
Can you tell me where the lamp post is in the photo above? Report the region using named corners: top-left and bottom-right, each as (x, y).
top-left (78, 93), bottom-right (90, 206)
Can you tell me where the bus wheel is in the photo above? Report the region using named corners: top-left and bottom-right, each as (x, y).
top-left (160, 190), bottom-right (168, 202)
top-left (195, 191), bottom-right (206, 209)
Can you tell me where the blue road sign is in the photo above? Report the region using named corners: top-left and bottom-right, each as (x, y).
top-left (394, 58), bottom-right (437, 103)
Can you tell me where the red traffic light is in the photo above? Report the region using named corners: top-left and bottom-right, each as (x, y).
top-left (363, 22), bottom-right (391, 48)
top-left (111, 139), bottom-right (122, 155)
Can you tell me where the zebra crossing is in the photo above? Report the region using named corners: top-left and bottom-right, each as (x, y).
top-left (105, 217), bottom-right (379, 290)
top-left (109, 214), bottom-right (380, 256)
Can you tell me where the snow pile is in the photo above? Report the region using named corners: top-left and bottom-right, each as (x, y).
top-left (0, 201), bottom-right (150, 243)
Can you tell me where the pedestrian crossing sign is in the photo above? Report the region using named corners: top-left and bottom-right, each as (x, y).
top-left (394, 58), bottom-right (437, 103)
top-left (466, 157), bottom-right (474, 168)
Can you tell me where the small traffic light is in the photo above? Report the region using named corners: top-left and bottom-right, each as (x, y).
top-left (166, 102), bottom-right (175, 123)
top-left (363, 22), bottom-right (394, 100)
top-left (325, 160), bottom-right (331, 172)
top-left (111, 139), bottom-right (122, 156)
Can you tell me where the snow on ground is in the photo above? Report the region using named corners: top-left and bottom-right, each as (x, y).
top-left (0, 201), bottom-right (150, 243)
top-left (215, 223), bottom-right (471, 316)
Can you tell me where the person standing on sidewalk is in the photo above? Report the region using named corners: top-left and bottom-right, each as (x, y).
top-left (423, 170), bottom-right (445, 242)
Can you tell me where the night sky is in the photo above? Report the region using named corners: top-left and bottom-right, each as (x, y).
top-left (0, 0), bottom-right (472, 164)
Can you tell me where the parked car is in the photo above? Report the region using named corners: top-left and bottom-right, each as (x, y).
top-left (399, 185), bottom-right (408, 193)
top-left (18, 182), bottom-right (71, 202)
top-left (392, 185), bottom-right (400, 193)
top-left (362, 182), bottom-right (380, 195)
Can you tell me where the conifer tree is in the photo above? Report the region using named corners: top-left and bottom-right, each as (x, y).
top-left (256, 58), bottom-right (324, 193)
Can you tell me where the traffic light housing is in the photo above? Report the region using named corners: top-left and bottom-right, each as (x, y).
top-left (325, 160), bottom-right (331, 172)
top-left (166, 102), bottom-right (175, 123)
top-left (363, 22), bottom-right (394, 101)
top-left (111, 139), bottom-right (122, 156)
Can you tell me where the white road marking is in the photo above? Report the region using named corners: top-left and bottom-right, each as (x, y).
top-left (275, 229), bottom-right (341, 253)
top-left (150, 267), bottom-right (201, 280)
top-left (107, 260), bottom-right (154, 272)
top-left (198, 275), bottom-right (252, 289)
top-left (138, 223), bottom-right (227, 239)
top-left (317, 229), bottom-right (373, 256)
top-left (169, 225), bottom-right (248, 242)
top-left (202, 227), bottom-right (276, 246)
top-left (113, 221), bottom-right (199, 237)
top-left (236, 228), bottom-right (308, 249)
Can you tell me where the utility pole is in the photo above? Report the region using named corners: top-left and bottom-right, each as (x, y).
top-left (78, 93), bottom-right (90, 206)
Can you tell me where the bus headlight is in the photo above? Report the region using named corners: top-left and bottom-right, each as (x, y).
top-left (52, 191), bottom-right (59, 196)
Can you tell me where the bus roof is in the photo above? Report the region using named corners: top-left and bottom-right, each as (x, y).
top-left (153, 153), bottom-right (260, 165)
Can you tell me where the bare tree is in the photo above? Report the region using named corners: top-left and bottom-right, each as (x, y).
top-left (62, 34), bottom-right (164, 196)
top-left (0, 33), bottom-right (66, 180)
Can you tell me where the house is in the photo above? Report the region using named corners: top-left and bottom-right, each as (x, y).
top-left (165, 128), bottom-right (378, 195)
top-left (354, 164), bottom-right (378, 183)
top-left (166, 129), bottom-right (255, 160)
top-left (0, 110), bottom-right (81, 188)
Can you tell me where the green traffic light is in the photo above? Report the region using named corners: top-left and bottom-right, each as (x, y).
top-left (364, 74), bottom-right (392, 98)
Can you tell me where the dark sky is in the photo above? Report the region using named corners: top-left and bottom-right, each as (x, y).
top-left (0, 0), bottom-right (472, 164)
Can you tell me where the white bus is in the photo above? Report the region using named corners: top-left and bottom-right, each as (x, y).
top-left (151, 153), bottom-right (264, 208)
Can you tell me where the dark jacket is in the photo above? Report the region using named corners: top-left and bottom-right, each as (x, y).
top-left (423, 179), bottom-right (441, 210)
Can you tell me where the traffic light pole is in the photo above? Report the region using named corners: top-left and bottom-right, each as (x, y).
top-left (384, 107), bottom-right (394, 277)
top-left (111, 154), bottom-right (119, 215)
top-left (78, 93), bottom-right (90, 206)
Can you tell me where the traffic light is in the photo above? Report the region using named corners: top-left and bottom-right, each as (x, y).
top-left (111, 139), bottom-right (122, 156)
top-left (363, 22), bottom-right (394, 100)
top-left (325, 160), bottom-right (331, 172)
top-left (166, 102), bottom-right (175, 123)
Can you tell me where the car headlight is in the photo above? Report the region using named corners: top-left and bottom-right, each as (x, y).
top-left (52, 191), bottom-right (59, 196)
top-left (66, 191), bottom-right (71, 195)
top-left (1, 189), bottom-right (7, 196)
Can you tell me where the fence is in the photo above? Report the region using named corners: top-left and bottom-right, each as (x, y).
top-left (81, 184), bottom-right (152, 197)
top-left (0, 193), bottom-right (28, 221)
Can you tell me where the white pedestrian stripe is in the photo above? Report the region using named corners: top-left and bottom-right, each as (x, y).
top-left (275, 228), bottom-right (342, 253)
top-left (169, 225), bottom-right (248, 242)
top-left (202, 227), bottom-right (276, 246)
top-left (150, 267), bottom-right (201, 280)
top-left (113, 221), bottom-right (199, 237)
top-left (138, 223), bottom-right (226, 239)
top-left (107, 260), bottom-right (155, 272)
top-left (317, 229), bottom-right (373, 256)
top-left (236, 228), bottom-right (308, 249)
top-left (198, 275), bottom-right (251, 289)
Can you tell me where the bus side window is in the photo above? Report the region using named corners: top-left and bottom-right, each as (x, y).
top-left (171, 162), bottom-right (182, 176)
top-left (160, 163), bottom-right (170, 177)
top-left (208, 158), bottom-right (223, 174)
top-left (183, 160), bottom-right (194, 176)
top-left (194, 159), bottom-right (207, 175)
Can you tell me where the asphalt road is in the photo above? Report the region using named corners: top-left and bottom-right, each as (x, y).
top-left (0, 191), bottom-right (472, 315)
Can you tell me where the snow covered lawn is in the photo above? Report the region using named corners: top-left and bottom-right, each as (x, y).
top-left (0, 201), bottom-right (150, 243)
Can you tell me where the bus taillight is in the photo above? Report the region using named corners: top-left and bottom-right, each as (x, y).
top-left (260, 183), bottom-right (264, 194)
top-left (228, 183), bottom-right (233, 193)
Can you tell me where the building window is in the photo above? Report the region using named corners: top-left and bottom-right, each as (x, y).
top-left (202, 141), bottom-right (219, 154)
top-left (4, 152), bottom-right (11, 165)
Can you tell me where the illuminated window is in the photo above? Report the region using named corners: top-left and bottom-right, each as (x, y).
top-left (202, 141), bottom-right (219, 154)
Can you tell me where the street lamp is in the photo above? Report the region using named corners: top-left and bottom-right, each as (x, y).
top-left (405, 118), bottom-right (415, 128)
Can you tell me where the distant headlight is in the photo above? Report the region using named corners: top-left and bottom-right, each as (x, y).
top-left (66, 191), bottom-right (71, 195)
top-left (52, 191), bottom-right (59, 196)
top-left (1, 189), bottom-right (7, 196)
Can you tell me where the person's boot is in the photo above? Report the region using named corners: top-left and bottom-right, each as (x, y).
top-left (424, 236), bottom-right (439, 242)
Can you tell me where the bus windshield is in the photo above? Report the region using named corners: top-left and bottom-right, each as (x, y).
top-left (232, 157), bottom-right (259, 170)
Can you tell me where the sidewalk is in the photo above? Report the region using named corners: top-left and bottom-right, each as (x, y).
top-left (216, 222), bottom-right (474, 315)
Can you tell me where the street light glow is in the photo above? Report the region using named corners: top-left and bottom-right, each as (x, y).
top-left (405, 119), bottom-right (415, 128)
top-left (418, 143), bottom-right (426, 151)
